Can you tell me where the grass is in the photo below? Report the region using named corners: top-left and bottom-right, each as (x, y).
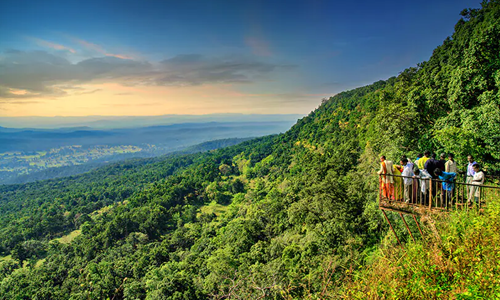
top-left (89, 201), bottom-right (128, 218)
top-left (93, 205), bottom-right (112, 216)
top-left (199, 201), bottom-right (229, 217)
top-left (35, 258), bottom-right (46, 268)
top-left (0, 255), bottom-right (12, 262)
top-left (52, 230), bottom-right (82, 244)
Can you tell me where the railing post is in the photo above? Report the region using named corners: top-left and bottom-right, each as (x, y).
top-left (479, 186), bottom-right (482, 209)
top-left (429, 179), bottom-right (432, 210)
top-left (378, 174), bottom-right (382, 201)
top-left (462, 181), bottom-right (465, 210)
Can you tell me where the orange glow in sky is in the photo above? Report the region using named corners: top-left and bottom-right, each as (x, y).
top-left (1, 84), bottom-right (325, 117)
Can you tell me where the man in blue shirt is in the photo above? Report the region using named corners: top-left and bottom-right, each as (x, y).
top-left (435, 168), bottom-right (456, 206)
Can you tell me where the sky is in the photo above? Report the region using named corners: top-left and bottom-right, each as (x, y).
top-left (0, 0), bottom-right (483, 117)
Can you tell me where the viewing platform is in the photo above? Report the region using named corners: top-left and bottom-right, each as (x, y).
top-left (378, 173), bottom-right (500, 245)
top-left (378, 174), bottom-right (500, 216)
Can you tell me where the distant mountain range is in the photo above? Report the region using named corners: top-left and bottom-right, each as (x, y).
top-left (0, 120), bottom-right (298, 184)
top-left (0, 121), bottom-right (296, 152)
top-left (0, 113), bottom-right (304, 129)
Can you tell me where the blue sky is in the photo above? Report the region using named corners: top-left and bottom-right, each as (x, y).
top-left (0, 0), bottom-right (483, 116)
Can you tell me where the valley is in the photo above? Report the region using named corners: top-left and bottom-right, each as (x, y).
top-left (0, 120), bottom-right (296, 184)
top-left (0, 144), bottom-right (143, 176)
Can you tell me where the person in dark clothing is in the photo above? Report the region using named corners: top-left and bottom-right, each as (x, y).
top-left (424, 153), bottom-right (440, 179)
top-left (425, 153), bottom-right (440, 201)
top-left (437, 153), bottom-right (446, 172)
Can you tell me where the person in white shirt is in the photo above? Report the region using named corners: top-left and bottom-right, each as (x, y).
top-left (414, 168), bottom-right (431, 205)
top-left (468, 164), bottom-right (484, 205)
top-left (400, 158), bottom-right (414, 203)
top-left (445, 153), bottom-right (458, 173)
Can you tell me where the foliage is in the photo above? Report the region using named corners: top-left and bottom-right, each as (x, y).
top-left (342, 193), bottom-right (500, 299)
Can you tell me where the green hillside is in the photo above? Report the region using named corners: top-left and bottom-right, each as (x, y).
top-left (1, 1), bottom-right (500, 299)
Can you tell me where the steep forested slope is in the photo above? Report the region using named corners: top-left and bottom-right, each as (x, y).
top-left (342, 195), bottom-right (500, 299)
top-left (1, 1), bottom-right (500, 299)
top-left (0, 138), bottom-right (254, 254)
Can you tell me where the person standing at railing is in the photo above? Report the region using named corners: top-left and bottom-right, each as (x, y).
top-left (377, 156), bottom-right (394, 200)
top-left (414, 168), bottom-right (432, 205)
top-left (401, 158), bottom-right (414, 203)
top-left (466, 155), bottom-right (477, 195)
top-left (434, 168), bottom-right (456, 205)
top-left (468, 163), bottom-right (484, 206)
top-left (417, 150), bottom-right (431, 170)
top-left (425, 153), bottom-right (440, 179)
top-left (426, 153), bottom-right (444, 201)
top-left (445, 153), bottom-right (458, 173)
top-left (438, 153), bottom-right (446, 172)
top-left (414, 153), bottom-right (423, 174)
top-left (393, 164), bottom-right (403, 201)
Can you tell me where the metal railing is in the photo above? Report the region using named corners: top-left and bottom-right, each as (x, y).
top-left (378, 173), bottom-right (500, 212)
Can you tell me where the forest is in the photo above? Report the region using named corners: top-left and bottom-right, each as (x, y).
top-left (1, 1), bottom-right (500, 299)
top-left (0, 138), bottom-right (251, 185)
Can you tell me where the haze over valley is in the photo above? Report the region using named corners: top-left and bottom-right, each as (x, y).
top-left (0, 114), bottom-right (300, 183)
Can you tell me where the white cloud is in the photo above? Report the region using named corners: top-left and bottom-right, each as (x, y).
top-left (0, 50), bottom-right (295, 99)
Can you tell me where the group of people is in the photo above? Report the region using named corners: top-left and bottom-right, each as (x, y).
top-left (378, 151), bottom-right (485, 206)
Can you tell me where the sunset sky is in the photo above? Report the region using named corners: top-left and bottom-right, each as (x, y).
top-left (0, 0), bottom-right (481, 117)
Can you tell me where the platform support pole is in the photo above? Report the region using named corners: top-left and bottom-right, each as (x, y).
top-left (412, 215), bottom-right (424, 237)
top-left (382, 210), bottom-right (402, 248)
top-left (400, 212), bottom-right (415, 242)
